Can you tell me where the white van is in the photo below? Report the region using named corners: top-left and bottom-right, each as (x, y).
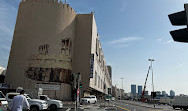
top-left (6, 92), bottom-right (48, 111)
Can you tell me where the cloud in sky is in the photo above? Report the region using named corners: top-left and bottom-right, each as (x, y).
top-left (107, 37), bottom-right (143, 44)
top-left (156, 38), bottom-right (174, 45)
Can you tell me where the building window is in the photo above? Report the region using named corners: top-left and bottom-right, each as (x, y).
top-left (98, 76), bottom-right (100, 88)
top-left (99, 48), bottom-right (101, 62)
top-left (61, 38), bottom-right (71, 56)
top-left (39, 44), bottom-right (49, 55)
top-left (101, 79), bottom-right (103, 89)
top-left (95, 71), bottom-right (97, 86)
top-left (96, 38), bottom-right (99, 56)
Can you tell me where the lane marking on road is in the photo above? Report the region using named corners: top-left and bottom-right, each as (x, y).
top-left (116, 106), bottom-right (131, 111)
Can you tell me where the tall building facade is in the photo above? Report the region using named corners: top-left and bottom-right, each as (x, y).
top-left (131, 84), bottom-right (136, 97)
top-left (156, 91), bottom-right (161, 96)
top-left (5, 0), bottom-right (112, 100)
top-left (170, 90), bottom-right (175, 97)
top-left (162, 91), bottom-right (166, 97)
top-left (138, 85), bottom-right (142, 96)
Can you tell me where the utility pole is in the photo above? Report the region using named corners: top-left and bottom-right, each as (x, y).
top-left (120, 78), bottom-right (124, 99)
top-left (120, 78), bottom-right (124, 90)
top-left (148, 59), bottom-right (154, 92)
top-left (149, 59), bottom-right (155, 107)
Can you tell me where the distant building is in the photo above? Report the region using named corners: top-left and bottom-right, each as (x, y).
top-left (0, 67), bottom-right (6, 83)
top-left (170, 90), bottom-right (175, 97)
top-left (112, 85), bottom-right (117, 98)
top-left (162, 91), bottom-right (166, 96)
top-left (0, 66), bottom-right (5, 75)
top-left (131, 84), bottom-right (136, 97)
top-left (138, 85), bottom-right (142, 96)
top-left (144, 91), bottom-right (148, 96)
top-left (156, 91), bottom-right (161, 96)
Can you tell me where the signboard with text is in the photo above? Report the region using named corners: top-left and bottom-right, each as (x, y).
top-left (35, 84), bottom-right (60, 90)
top-left (90, 54), bottom-right (94, 78)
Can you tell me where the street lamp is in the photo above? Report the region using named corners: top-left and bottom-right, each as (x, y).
top-left (120, 78), bottom-right (124, 90)
top-left (148, 59), bottom-right (154, 92)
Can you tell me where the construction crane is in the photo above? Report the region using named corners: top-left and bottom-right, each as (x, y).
top-left (141, 59), bottom-right (154, 102)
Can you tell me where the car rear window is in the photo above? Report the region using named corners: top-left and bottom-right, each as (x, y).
top-left (84, 97), bottom-right (90, 98)
top-left (8, 95), bottom-right (17, 99)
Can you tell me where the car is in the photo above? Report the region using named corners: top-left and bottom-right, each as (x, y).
top-left (0, 91), bottom-right (8, 110)
top-left (37, 95), bottom-right (63, 110)
top-left (105, 98), bottom-right (110, 101)
top-left (80, 95), bottom-right (97, 104)
top-left (6, 92), bottom-right (48, 111)
top-left (111, 97), bottom-right (115, 101)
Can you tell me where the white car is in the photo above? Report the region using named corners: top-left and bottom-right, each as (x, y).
top-left (80, 95), bottom-right (97, 104)
top-left (38, 95), bottom-right (63, 110)
top-left (6, 93), bottom-right (48, 111)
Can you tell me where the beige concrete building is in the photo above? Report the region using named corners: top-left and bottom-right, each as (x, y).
top-left (5, 0), bottom-right (112, 100)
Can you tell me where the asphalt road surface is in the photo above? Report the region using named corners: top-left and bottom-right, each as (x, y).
top-left (111, 100), bottom-right (177, 111)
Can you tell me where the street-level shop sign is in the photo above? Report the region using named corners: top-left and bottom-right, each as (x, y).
top-left (35, 84), bottom-right (60, 90)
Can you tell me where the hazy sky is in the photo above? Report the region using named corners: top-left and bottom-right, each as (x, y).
top-left (1, 0), bottom-right (188, 95)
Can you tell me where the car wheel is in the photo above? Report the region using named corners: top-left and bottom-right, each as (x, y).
top-left (50, 104), bottom-right (57, 111)
top-left (30, 106), bottom-right (39, 111)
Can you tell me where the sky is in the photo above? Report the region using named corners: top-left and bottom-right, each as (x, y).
top-left (1, 0), bottom-right (188, 95)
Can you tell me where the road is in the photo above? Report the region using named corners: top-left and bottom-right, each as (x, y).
top-left (111, 100), bottom-right (176, 111)
top-left (59, 100), bottom-right (179, 111)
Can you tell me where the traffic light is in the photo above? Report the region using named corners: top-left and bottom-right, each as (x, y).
top-left (108, 88), bottom-right (111, 94)
top-left (168, 4), bottom-right (188, 42)
top-left (80, 83), bottom-right (82, 88)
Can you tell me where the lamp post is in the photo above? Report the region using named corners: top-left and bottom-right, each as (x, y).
top-left (149, 59), bottom-right (155, 107)
top-left (120, 78), bottom-right (124, 90)
top-left (148, 59), bottom-right (154, 92)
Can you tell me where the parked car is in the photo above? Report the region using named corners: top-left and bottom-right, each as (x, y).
top-left (111, 97), bottom-right (115, 101)
top-left (37, 95), bottom-right (63, 110)
top-left (0, 91), bottom-right (8, 110)
top-left (80, 95), bottom-right (97, 104)
top-left (6, 92), bottom-right (48, 111)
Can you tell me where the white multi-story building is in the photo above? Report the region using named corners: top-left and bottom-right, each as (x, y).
top-left (5, 0), bottom-right (112, 100)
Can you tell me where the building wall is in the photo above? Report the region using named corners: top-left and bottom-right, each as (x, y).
top-left (138, 86), bottom-right (142, 96)
top-left (89, 15), bottom-right (111, 95)
top-left (131, 84), bottom-right (136, 97)
top-left (5, 0), bottom-right (112, 100)
top-left (5, 0), bottom-right (76, 100)
top-left (72, 14), bottom-right (93, 95)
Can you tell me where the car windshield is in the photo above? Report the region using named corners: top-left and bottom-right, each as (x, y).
top-left (25, 95), bottom-right (34, 99)
top-left (0, 92), bottom-right (5, 98)
top-left (46, 96), bottom-right (50, 100)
